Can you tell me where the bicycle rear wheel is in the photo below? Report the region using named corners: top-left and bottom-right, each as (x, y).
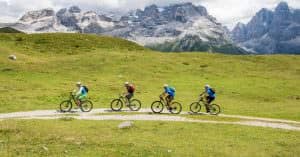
top-left (169, 102), bottom-right (182, 114)
top-left (111, 99), bottom-right (123, 111)
top-left (80, 100), bottom-right (93, 112)
top-left (59, 100), bottom-right (72, 112)
top-left (210, 104), bottom-right (221, 115)
top-left (151, 101), bottom-right (164, 113)
top-left (190, 102), bottom-right (201, 113)
top-left (129, 99), bottom-right (142, 111)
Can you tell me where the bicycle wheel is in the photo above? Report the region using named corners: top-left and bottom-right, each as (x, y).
top-left (59, 100), bottom-right (72, 112)
top-left (190, 102), bottom-right (201, 113)
top-left (169, 102), bottom-right (182, 114)
top-left (80, 100), bottom-right (93, 112)
top-left (210, 104), bottom-right (221, 115)
top-left (111, 99), bottom-right (123, 111)
top-left (151, 101), bottom-right (164, 113)
top-left (129, 99), bottom-right (142, 111)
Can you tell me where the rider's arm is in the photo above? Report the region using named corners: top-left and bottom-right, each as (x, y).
top-left (199, 92), bottom-right (205, 96)
top-left (76, 87), bottom-right (83, 96)
top-left (160, 92), bottom-right (167, 98)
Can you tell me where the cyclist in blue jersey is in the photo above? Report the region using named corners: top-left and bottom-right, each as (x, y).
top-left (200, 84), bottom-right (216, 113)
top-left (161, 84), bottom-right (176, 105)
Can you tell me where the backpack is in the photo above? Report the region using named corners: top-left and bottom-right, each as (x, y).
top-left (128, 85), bottom-right (135, 93)
top-left (82, 85), bottom-right (89, 93)
top-left (170, 87), bottom-right (176, 93)
top-left (210, 88), bottom-right (216, 94)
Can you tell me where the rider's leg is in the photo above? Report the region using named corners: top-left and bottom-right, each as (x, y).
top-left (75, 96), bottom-right (80, 107)
top-left (205, 96), bottom-right (211, 113)
top-left (77, 95), bottom-right (86, 106)
top-left (125, 93), bottom-right (133, 105)
top-left (205, 97), bottom-right (215, 113)
top-left (166, 95), bottom-right (174, 110)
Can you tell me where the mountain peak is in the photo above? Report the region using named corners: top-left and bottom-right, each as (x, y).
top-left (231, 1), bottom-right (300, 54)
top-left (68, 6), bottom-right (81, 13)
top-left (275, 2), bottom-right (289, 12)
top-left (19, 8), bottom-right (55, 22)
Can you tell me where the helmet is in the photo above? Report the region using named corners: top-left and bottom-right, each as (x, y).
top-left (76, 82), bottom-right (82, 85)
top-left (125, 82), bottom-right (129, 85)
top-left (164, 84), bottom-right (168, 87)
top-left (205, 84), bottom-right (210, 88)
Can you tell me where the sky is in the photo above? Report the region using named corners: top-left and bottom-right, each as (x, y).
top-left (0, 0), bottom-right (300, 28)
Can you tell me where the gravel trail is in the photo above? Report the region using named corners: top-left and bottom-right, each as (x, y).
top-left (0, 108), bottom-right (299, 131)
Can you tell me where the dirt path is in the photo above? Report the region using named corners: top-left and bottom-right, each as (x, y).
top-left (0, 108), bottom-right (299, 131)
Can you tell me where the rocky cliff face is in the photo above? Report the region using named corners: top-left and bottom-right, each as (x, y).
top-left (11, 3), bottom-right (243, 54)
top-left (231, 2), bottom-right (300, 54)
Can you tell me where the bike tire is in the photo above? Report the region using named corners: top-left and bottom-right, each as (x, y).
top-left (210, 104), bottom-right (221, 115)
top-left (129, 99), bottom-right (142, 111)
top-left (190, 102), bottom-right (201, 113)
top-left (80, 100), bottom-right (93, 112)
top-left (111, 99), bottom-right (123, 111)
top-left (59, 100), bottom-right (72, 112)
top-left (169, 102), bottom-right (182, 114)
top-left (151, 101), bottom-right (164, 113)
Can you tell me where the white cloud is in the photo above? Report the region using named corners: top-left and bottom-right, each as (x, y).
top-left (0, 0), bottom-right (300, 27)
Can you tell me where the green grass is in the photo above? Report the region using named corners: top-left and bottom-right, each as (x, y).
top-left (0, 33), bottom-right (299, 121)
top-left (0, 27), bottom-right (23, 33)
top-left (0, 120), bottom-right (299, 157)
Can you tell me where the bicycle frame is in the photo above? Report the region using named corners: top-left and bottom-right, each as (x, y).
top-left (119, 95), bottom-right (128, 104)
top-left (69, 92), bottom-right (80, 105)
top-left (198, 96), bottom-right (207, 104)
top-left (159, 95), bottom-right (169, 106)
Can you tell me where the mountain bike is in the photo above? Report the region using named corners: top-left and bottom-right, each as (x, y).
top-left (151, 95), bottom-right (182, 114)
top-left (59, 92), bottom-right (93, 112)
top-left (110, 94), bottom-right (142, 111)
top-left (189, 95), bottom-right (221, 115)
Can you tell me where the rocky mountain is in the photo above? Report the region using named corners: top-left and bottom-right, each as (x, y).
top-left (8, 3), bottom-right (245, 54)
top-left (231, 2), bottom-right (300, 54)
top-left (13, 6), bottom-right (115, 33)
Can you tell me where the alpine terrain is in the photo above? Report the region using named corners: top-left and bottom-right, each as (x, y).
top-left (7, 3), bottom-right (246, 54)
top-left (231, 2), bottom-right (300, 54)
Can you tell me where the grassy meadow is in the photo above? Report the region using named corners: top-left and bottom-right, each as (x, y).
top-left (0, 119), bottom-right (299, 157)
top-left (0, 33), bottom-right (299, 120)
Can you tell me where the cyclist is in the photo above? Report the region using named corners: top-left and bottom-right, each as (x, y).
top-left (161, 84), bottom-right (176, 106)
top-left (124, 82), bottom-right (135, 104)
top-left (74, 82), bottom-right (88, 106)
top-left (200, 84), bottom-right (216, 113)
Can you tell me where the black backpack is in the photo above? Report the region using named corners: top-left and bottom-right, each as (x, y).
top-left (83, 85), bottom-right (89, 93)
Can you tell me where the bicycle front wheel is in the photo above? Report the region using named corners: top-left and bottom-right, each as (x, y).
top-left (151, 101), bottom-right (164, 113)
top-left (210, 104), bottom-right (221, 115)
top-left (80, 100), bottom-right (93, 112)
top-left (169, 102), bottom-right (182, 114)
top-left (59, 100), bottom-right (72, 112)
top-left (129, 99), bottom-right (142, 111)
top-left (111, 99), bottom-right (123, 111)
top-left (190, 102), bottom-right (201, 113)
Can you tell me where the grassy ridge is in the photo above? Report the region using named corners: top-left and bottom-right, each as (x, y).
top-left (0, 33), bottom-right (299, 120)
top-left (0, 120), bottom-right (299, 157)
top-left (0, 27), bottom-right (23, 33)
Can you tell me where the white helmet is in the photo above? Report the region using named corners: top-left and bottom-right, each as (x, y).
top-left (125, 82), bottom-right (129, 85)
top-left (205, 84), bottom-right (210, 88)
top-left (76, 82), bottom-right (82, 85)
top-left (164, 84), bottom-right (168, 87)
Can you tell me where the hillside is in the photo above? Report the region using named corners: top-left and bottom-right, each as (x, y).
top-left (0, 27), bottom-right (23, 33)
top-left (0, 33), bottom-right (299, 121)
